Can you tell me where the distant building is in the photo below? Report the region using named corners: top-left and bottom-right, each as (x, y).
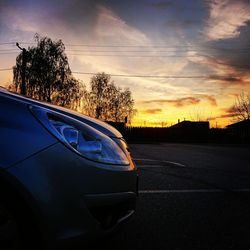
top-left (227, 119), bottom-right (250, 142)
top-left (170, 120), bottom-right (210, 131)
top-left (167, 120), bottom-right (210, 142)
top-left (227, 119), bottom-right (250, 130)
top-left (105, 121), bottom-right (126, 133)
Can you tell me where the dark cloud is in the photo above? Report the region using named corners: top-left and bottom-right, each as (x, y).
top-left (203, 24), bottom-right (250, 75)
top-left (209, 75), bottom-right (241, 82)
top-left (165, 19), bottom-right (200, 28)
top-left (222, 106), bottom-right (238, 115)
top-left (218, 77), bottom-right (240, 82)
top-left (208, 106), bottom-right (237, 120)
top-left (149, 0), bottom-right (206, 11)
top-left (219, 114), bottom-right (236, 119)
top-left (210, 75), bottom-right (250, 86)
top-left (0, 0), bottom-right (102, 39)
top-left (150, 1), bottom-right (175, 9)
top-left (188, 56), bottom-right (250, 86)
top-left (199, 95), bottom-right (217, 106)
top-left (142, 108), bottom-right (162, 114)
top-left (141, 97), bottom-right (200, 107)
top-left (208, 106), bottom-right (238, 121)
top-left (148, 0), bottom-right (207, 41)
top-left (208, 113), bottom-right (235, 121)
top-left (56, 1), bottom-right (99, 24)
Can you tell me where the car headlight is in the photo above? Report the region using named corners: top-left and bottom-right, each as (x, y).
top-left (30, 105), bottom-right (129, 166)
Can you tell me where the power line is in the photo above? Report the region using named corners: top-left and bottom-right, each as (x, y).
top-left (2, 41), bottom-right (250, 51)
top-left (0, 53), bottom-right (249, 70)
top-left (0, 49), bottom-right (18, 51)
top-left (0, 51), bottom-right (211, 57)
top-left (0, 42), bottom-right (16, 45)
top-left (66, 49), bottom-right (194, 52)
top-left (0, 52), bottom-right (19, 55)
top-left (67, 53), bottom-right (211, 57)
top-left (0, 68), bottom-right (242, 80)
top-left (64, 44), bottom-right (250, 50)
top-left (1, 47), bottom-right (250, 55)
top-left (65, 44), bottom-right (203, 48)
top-left (65, 49), bottom-right (250, 53)
top-left (71, 71), bottom-right (238, 79)
top-left (0, 42), bottom-right (35, 46)
top-left (0, 68), bottom-right (12, 71)
top-left (0, 50), bottom-right (223, 58)
top-left (0, 50), bottom-right (247, 57)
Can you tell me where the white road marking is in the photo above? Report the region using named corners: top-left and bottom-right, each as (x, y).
top-left (134, 158), bottom-right (186, 168)
top-left (139, 189), bottom-right (250, 194)
top-left (137, 165), bottom-right (167, 168)
top-left (164, 161), bottom-right (186, 167)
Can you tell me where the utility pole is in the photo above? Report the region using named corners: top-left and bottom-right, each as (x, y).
top-left (16, 42), bottom-right (27, 95)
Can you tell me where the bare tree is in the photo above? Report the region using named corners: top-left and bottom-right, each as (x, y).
top-left (83, 72), bottom-right (135, 123)
top-left (233, 92), bottom-right (250, 121)
top-left (88, 72), bottom-right (110, 119)
top-left (13, 34), bottom-right (83, 109)
top-left (188, 107), bottom-right (208, 122)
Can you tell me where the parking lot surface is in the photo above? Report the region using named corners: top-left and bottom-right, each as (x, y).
top-left (83, 144), bottom-right (250, 250)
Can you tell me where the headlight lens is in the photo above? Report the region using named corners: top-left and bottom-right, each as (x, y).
top-left (30, 106), bottom-right (129, 166)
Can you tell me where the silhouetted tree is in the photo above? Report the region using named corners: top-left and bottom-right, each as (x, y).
top-left (13, 34), bottom-right (83, 109)
top-left (233, 92), bottom-right (250, 121)
top-left (83, 72), bottom-right (135, 123)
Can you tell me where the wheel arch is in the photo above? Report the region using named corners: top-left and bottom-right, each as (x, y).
top-left (0, 169), bottom-right (43, 239)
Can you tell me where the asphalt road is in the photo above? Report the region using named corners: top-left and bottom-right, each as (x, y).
top-left (79, 143), bottom-right (250, 250)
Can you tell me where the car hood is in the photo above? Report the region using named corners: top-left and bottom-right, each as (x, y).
top-left (0, 88), bottom-right (123, 138)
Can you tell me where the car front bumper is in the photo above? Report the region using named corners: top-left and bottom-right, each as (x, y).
top-left (84, 191), bottom-right (136, 231)
top-left (5, 142), bottom-right (138, 246)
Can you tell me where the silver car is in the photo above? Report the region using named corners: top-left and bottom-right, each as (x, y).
top-left (0, 87), bottom-right (138, 249)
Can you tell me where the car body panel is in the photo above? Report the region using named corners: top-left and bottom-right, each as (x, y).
top-left (5, 142), bottom-right (137, 242)
top-left (0, 94), bottom-right (57, 168)
top-left (0, 88), bottom-right (137, 247)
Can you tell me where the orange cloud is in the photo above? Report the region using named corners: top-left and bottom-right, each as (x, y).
top-left (205, 95), bottom-right (217, 106)
top-left (141, 97), bottom-right (200, 107)
top-left (196, 94), bottom-right (217, 106)
top-left (142, 108), bottom-right (162, 114)
top-left (209, 113), bottom-right (235, 121)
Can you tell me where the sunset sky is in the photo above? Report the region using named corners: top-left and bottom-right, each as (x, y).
top-left (1, 0), bottom-right (250, 127)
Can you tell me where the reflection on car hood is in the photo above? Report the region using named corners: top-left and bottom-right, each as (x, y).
top-left (0, 88), bottom-right (123, 138)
